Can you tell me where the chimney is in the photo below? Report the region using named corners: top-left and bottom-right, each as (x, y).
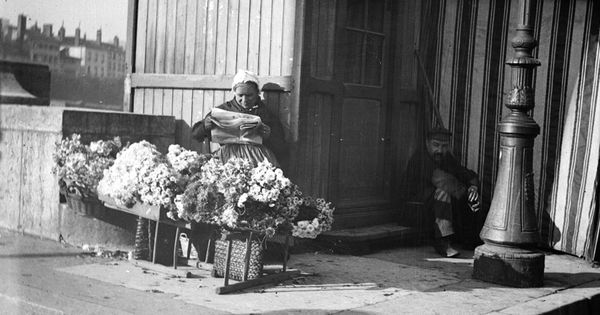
top-left (74, 27), bottom-right (80, 45)
top-left (96, 29), bottom-right (101, 44)
top-left (42, 24), bottom-right (53, 37)
top-left (17, 14), bottom-right (26, 42)
top-left (113, 36), bottom-right (119, 47)
top-left (58, 23), bottom-right (65, 41)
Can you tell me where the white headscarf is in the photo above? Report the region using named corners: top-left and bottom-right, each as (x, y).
top-left (231, 69), bottom-right (260, 91)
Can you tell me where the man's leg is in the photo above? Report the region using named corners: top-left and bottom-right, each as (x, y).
top-left (432, 188), bottom-right (459, 257)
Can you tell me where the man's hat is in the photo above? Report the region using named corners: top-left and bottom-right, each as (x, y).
top-left (427, 127), bottom-right (452, 141)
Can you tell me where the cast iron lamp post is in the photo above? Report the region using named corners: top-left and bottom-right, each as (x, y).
top-left (472, 0), bottom-right (544, 287)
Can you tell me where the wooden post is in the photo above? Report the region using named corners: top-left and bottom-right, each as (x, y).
top-left (172, 227), bottom-right (180, 269)
top-left (223, 239), bottom-right (233, 286)
top-left (152, 221), bottom-right (159, 264)
top-left (242, 232), bottom-right (253, 281)
top-left (282, 235), bottom-right (289, 272)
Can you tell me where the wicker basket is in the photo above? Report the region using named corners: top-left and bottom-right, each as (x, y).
top-left (212, 232), bottom-right (264, 281)
top-left (66, 193), bottom-right (105, 218)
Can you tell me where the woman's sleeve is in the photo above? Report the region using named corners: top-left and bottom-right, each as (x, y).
top-left (191, 112), bottom-right (213, 142)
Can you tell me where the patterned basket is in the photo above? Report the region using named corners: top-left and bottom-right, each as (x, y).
top-left (66, 193), bottom-right (105, 218)
top-left (212, 232), bottom-right (264, 281)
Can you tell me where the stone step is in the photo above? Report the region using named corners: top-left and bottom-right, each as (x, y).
top-left (299, 224), bottom-right (425, 256)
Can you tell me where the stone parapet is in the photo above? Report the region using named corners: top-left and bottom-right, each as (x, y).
top-left (0, 104), bottom-right (175, 247)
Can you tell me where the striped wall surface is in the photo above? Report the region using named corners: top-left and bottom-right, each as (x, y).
top-left (419, 0), bottom-right (599, 257)
top-left (131, 0), bottom-right (299, 152)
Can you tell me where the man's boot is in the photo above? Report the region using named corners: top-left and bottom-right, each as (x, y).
top-left (435, 236), bottom-right (459, 257)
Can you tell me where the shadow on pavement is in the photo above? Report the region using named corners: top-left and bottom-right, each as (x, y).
top-left (0, 252), bottom-right (90, 259)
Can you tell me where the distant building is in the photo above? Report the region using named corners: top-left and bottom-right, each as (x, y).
top-left (0, 14), bottom-right (126, 78)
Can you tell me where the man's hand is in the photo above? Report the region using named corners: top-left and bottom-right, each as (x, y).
top-left (468, 185), bottom-right (480, 212)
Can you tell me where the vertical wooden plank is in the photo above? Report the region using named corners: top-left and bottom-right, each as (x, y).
top-left (184, 0), bottom-right (198, 73)
top-left (288, 0), bottom-right (304, 141)
top-left (259, 0), bottom-right (273, 75)
top-left (172, 89), bottom-right (184, 144)
top-left (153, 89), bottom-right (164, 115)
top-left (181, 89), bottom-right (194, 148)
top-left (124, 0), bottom-right (138, 111)
top-left (155, 0), bottom-right (168, 73)
top-left (165, 0), bottom-right (177, 73)
top-left (532, 0), bottom-right (554, 210)
top-left (133, 89), bottom-right (145, 113)
top-left (163, 89), bottom-right (174, 116)
top-left (135, 0), bottom-right (149, 73)
top-left (143, 88), bottom-right (154, 114)
top-left (438, 0), bottom-right (458, 128)
top-left (205, 0), bottom-right (219, 74)
top-left (145, 0), bottom-right (158, 73)
top-left (195, 0), bottom-right (209, 74)
top-left (237, 0), bottom-right (251, 71)
top-left (216, 0), bottom-right (229, 74)
top-left (226, 0), bottom-right (240, 74)
top-left (174, 0), bottom-right (187, 73)
top-left (281, 0), bottom-right (296, 75)
top-left (279, 91), bottom-right (292, 140)
top-left (270, 0), bottom-right (284, 75)
top-left (399, 0), bottom-right (417, 89)
top-left (466, 0), bottom-right (490, 172)
top-left (247, 0), bottom-right (261, 73)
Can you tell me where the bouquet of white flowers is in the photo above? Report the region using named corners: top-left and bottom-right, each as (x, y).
top-left (52, 134), bottom-right (122, 198)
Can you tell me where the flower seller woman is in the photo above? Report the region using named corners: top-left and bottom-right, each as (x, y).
top-left (191, 69), bottom-right (287, 167)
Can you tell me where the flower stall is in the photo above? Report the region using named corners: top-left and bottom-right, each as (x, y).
top-left (54, 134), bottom-right (335, 293)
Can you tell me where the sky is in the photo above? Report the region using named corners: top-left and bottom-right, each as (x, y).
top-left (0, 0), bottom-right (128, 44)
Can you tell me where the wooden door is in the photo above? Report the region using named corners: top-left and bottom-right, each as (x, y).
top-left (332, 0), bottom-right (391, 210)
top-left (298, 0), bottom-right (392, 227)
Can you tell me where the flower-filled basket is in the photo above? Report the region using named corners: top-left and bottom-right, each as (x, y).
top-left (52, 134), bottom-right (122, 217)
top-left (212, 230), bottom-right (264, 281)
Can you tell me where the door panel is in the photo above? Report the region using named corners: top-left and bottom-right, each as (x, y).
top-left (337, 98), bottom-right (387, 206)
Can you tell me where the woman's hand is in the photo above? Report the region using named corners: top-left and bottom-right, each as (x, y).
top-left (204, 116), bottom-right (214, 130)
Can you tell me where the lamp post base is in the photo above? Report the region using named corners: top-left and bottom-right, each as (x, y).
top-left (473, 243), bottom-right (544, 287)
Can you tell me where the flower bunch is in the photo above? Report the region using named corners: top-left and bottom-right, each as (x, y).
top-left (291, 196), bottom-right (335, 239)
top-left (172, 157), bottom-right (226, 222)
top-left (166, 144), bottom-right (209, 176)
top-left (236, 160), bottom-right (304, 237)
top-left (98, 141), bottom-right (183, 209)
top-left (52, 134), bottom-right (122, 198)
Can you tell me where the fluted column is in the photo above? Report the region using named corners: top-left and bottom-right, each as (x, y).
top-left (472, 0), bottom-right (544, 287)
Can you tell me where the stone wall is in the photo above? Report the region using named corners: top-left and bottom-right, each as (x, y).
top-left (0, 105), bottom-right (175, 249)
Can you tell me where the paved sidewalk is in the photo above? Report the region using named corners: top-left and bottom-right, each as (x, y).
top-left (1, 229), bottom-right (600, 314)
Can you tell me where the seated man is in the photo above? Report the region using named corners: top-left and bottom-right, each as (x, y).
top-left (404, 127), bottom-right (480, 257)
